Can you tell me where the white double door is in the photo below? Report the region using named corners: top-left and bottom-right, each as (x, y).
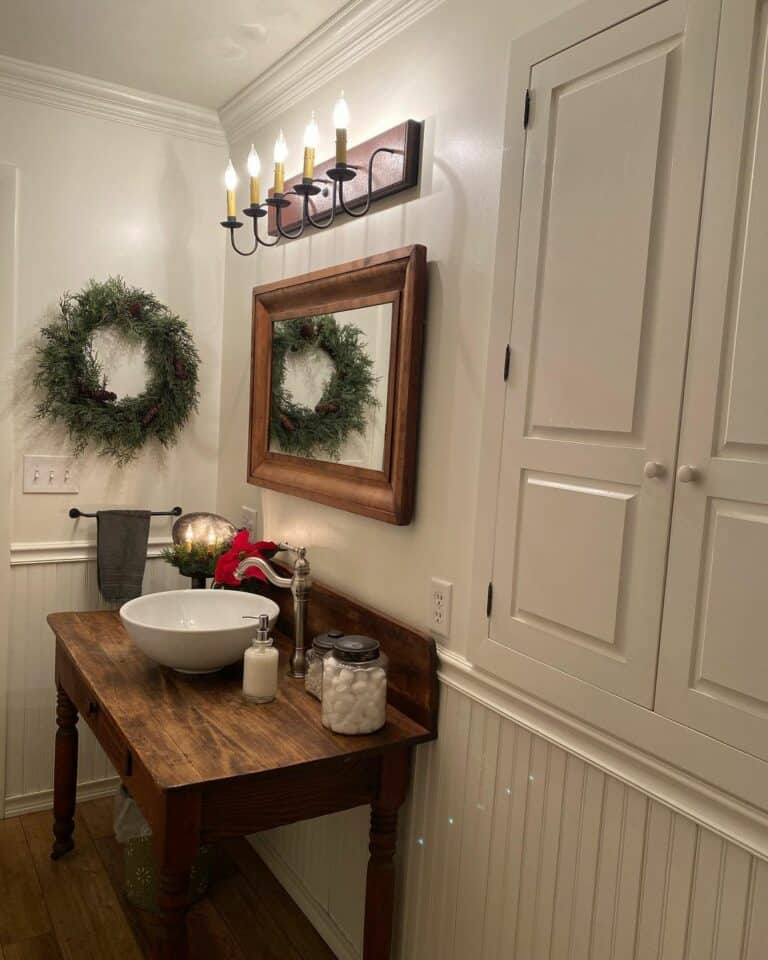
top-left (489, 0), bottom-right (721, 707)
top-left (655, 0), bottom-right (768, 762)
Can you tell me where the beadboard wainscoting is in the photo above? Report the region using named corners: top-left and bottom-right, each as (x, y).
top-left (252, 681), bottom-right (768, 960)
top-left (3, 544), bottom-right (183, 817)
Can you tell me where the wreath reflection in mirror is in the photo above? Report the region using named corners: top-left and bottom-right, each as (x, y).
top-left (270, 314), bottom-right (379, 460)
top-left (33, 277), bottom-right (200, 465)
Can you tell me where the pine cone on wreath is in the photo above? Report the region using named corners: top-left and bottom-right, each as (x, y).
top-left (128, 301), bottom-right (142, 319)
top-left (142, 404), bottom-right (160, 427)
top-left (279, 413), bottom-right (296, 432)
top-left (314, 401), bottom-right (340, 415)
top-left (174, 359), bottom-right (188, 380)
top-left (91, 388), bottom-right (117, 404)
top-left (299, 321), bottom-right (316, 340)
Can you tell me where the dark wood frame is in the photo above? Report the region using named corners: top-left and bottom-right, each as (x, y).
top-left (248, 245), bottom-right (427, 524)
top-left (266, 120), bottom-right (422, 236)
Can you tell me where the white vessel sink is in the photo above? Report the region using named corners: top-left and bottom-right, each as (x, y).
top-left (120, 589), bottom-right (280, 674)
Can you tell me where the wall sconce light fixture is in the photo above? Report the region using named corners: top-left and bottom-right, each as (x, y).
top-left (220, 95), bottom-right (421, 256)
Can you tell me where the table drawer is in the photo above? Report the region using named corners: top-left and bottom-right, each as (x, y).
top-left (89, 702), bottom-right (133, 778)
top-left (58, 655), bottom-right (132, 778)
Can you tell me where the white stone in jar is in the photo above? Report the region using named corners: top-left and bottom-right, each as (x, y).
top-left (304, 657), bottom-right (324, 700)
top-left (321, 653), bottom-right (387, 735)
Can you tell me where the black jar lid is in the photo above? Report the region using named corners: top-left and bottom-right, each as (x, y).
top-left (333, 635), bottom-right (380, 663)
top-left (313, 629), bottom-right (344, 652)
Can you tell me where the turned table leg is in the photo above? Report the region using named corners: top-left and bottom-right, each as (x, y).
top-left (151, 790), bottom-right (201, 960)
top-left (51, 684), bottom-right (79, 860)
top-left (363, 749), bottom-right (412, 960)
top-left (154, 865), bottom-right (192, 960)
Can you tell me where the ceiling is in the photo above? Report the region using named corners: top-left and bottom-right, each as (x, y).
top-left (0, 0), bottom-right (351, 109)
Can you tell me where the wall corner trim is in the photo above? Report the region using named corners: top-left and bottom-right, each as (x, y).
top-left (437, 646), bottom-right (768, 861)
top-left (218, 0), bottom-right (446, 143)
top-left (0, 53), bottom-right (226, 146)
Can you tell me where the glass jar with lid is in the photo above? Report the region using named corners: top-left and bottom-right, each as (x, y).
top-left (305, 629), bottom-right (343, 700)
top-left (321, 636), bottom-right (388, 735)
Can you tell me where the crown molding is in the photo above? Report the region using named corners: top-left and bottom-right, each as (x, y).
top-left (219, 0), bottom-right (445, 143)
top-left (0, 54), bottom-right (226, 146)
top-left (10, 537), bottom-right (172, 566)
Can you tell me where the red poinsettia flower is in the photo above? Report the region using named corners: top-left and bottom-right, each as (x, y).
top-left (214, 532), bottom-right (279, 587)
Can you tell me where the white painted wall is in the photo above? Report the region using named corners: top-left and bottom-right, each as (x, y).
top-left (0, 91), bottom-right (227, 546)
top-left (217, 1), bottom-right (768, 957)
top-left (0, 82), bottom-right (227, 813)
top-left (217, 0), bottom-right (584, 650)
top-left (0, 164), bottom-right (18, 816)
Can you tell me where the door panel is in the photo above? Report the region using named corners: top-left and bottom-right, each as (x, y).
top-left (514, 474), bottom-right (636, 651)
top-left (655, 0), bottom-right (768, 759)
top-left (529, 53), bottom-right (666, 438)
top-left (490, 0), bottom-right (720, 705)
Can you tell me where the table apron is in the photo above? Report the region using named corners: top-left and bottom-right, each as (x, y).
top-left (200, 754), bottom-right (381, 840)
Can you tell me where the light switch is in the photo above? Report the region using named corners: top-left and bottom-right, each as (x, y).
top-left (23, 455), bottom-right (80, 494)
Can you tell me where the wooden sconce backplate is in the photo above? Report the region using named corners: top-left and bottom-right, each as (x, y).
top-left (267, 120), bottom-right (422, 236)
top-left (248, 245), bottom-right (428, 524)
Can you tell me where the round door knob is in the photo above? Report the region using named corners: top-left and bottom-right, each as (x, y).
top-left (644, 461), bottom-right (665, 479)
top-left (677, 464), bottom-right (699, 483)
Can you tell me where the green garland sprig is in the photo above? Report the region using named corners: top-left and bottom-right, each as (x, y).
top-left (34, 277), bottom-right (200, 465)
top-left (270, 314), bottom-right (379, 460)
top-left (161, 540), bottom-right (230, 580)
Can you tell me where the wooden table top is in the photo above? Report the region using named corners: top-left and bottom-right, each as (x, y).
top-left (48, 611), bottom-right (433, 791)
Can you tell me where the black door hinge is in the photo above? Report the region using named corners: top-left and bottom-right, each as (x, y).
top-left (486, 582), bottom-right (493, 617)
top-left (523, 89), bottom-right (532, 129)
top-left (503, 344), bottom-right (511, 381)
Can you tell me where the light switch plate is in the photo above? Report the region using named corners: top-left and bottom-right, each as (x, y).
top-left (23, 455), bottom-right (80, 494)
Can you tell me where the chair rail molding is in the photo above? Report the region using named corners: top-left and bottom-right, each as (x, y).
top-left (10, 538), bottom-right (173, 566)
top-left (437, 646), bottom-right (768, 861)
top-left (218, 0), bottom-right (446, 142)
top-left (0, 53), bottom-right (226, 145)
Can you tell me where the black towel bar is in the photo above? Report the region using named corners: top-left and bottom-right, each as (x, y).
top-left (69, 506), bottom-right (182, 519)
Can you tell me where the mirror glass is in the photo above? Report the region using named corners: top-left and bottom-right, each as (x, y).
top-left (269, 303), bottom-right (392, 470)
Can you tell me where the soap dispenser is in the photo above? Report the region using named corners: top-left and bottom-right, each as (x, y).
top-left (243, 614), bottom-right (278, 703)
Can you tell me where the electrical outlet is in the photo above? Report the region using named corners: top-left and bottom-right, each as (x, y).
top-left (430, 578), bottom-right (452, 637)
top-left (23, 455), bottom-right (79, 494)
top-left (240, 505), bottom-right (258, 536)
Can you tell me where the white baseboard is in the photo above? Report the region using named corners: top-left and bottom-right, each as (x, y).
top-left (249, 835), bottom-right (360, 960)
top-left (4, 775), bottom-right (119, 818)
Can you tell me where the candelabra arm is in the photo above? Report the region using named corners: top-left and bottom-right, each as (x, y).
top-left (275, 194), bottom-right (307, 240)
top-left (305, 180), bottom-right (338, 230)
top-left (254, 215), bottom-right (280, 247)
top-left (338, 147), bottom-right (400, 218)
top-left (229, 224), bottom-right (258, 256)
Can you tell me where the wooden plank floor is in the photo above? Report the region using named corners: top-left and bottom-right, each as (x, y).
top-left (0, 799), bottom-right (337, 960)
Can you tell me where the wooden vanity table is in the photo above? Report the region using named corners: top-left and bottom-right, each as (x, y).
top-left (47, 580), bottom-right (437, 960)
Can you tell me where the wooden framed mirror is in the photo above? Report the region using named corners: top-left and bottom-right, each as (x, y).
top-left (248, 245), bottom-right (427, 524)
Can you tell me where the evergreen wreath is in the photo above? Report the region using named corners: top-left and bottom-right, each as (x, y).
top-left (34, 277), bottom-right (200, 465)
top-left (270, 314), bottom-right (379, 460)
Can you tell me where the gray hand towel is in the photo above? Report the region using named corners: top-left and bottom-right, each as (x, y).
top-left (96, 510), bottom-right (151, 601)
